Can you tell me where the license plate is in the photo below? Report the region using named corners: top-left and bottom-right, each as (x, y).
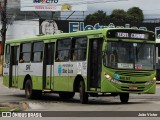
top-left (129, 86), bottom-right (138, 90)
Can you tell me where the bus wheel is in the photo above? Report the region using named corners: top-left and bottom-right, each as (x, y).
top-left (59, 92), bottom-right (75, 99)
top-left (25, 79), bottom-right (34, 99)
top-left (79, 81), bottom-right (88, 104)
top-left (120, 93), bottom-right (129, 103)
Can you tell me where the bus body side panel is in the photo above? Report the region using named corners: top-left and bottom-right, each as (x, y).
top-left (18, 63), bottom-right (43, 90)
top-left (3, 66), bottom-right (10, 87)
top-left (68, 61), bottom-right (88, 91)
top-left (53, 62), bottom-right (69, 91)
top-left (53, 61), bottom-right (88, 92)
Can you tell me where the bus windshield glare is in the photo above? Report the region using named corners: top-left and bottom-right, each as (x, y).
top-left (104, 42), bottom-right (155, 70)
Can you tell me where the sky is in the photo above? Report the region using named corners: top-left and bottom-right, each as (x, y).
top-left (87, 0), bottom-right (160, 19)
top-left (7, 0), bottom-right (160, 20)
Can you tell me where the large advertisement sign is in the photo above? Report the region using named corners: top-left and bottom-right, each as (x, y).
top-left (20, 0), bottom-right (87, 11)
top-left (39, 19), bottom-right (160, 39)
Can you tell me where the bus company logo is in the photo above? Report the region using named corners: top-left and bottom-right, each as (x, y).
top-left (113, 74), bottom-right (120, 79)
top-left (33, 0), bottom-right (59, 4)
top-left (58, 65), bottom-right (62, 75)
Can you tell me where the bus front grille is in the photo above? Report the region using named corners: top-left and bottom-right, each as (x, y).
top-left (118, 80), bottom-right (147, 84)
top-left (115, 71), bottom-right (151, 77)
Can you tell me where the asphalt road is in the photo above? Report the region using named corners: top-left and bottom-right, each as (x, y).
top-left (1, 77), bottom-right (160, 119)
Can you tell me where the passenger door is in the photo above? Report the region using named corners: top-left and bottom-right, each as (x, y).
top-left (43, 43), bottom-right (55, 89)
top-left (88, 38), bottom-right (103, 89)
top-left (10, 45), bottom-right (19, 87)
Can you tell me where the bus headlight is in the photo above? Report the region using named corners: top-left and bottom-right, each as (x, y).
top-left (105, 74), bottom-right (111, 79)
top-left (104, 73), bottom-right (121, 84)
top-left (152, 77), bottom-right (156, 81)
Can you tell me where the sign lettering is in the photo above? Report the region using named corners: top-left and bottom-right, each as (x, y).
top-left (116, 32), bottom-right (149, 40)
top-left (26, 65), bottom-right (31, 70)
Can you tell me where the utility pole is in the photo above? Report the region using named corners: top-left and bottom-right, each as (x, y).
top-left (0, 0), bottom-right (7, 55)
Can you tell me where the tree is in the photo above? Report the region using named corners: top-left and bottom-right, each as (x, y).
top-left (110, 9), bottom-right (127, 22)
top-left (84, 7), bottom-right (144, 23)
top-left (0, 0), bottom-right (7, 55)
top-left (126, 7), bottom-right (144, 22)
top-left (85, 10), bottom-right (108, 22)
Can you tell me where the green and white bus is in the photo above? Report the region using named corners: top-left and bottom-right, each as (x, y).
top-left (3, 28), bottom-right (156, 104)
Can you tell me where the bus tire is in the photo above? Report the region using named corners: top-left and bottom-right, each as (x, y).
top-left (59, 92), bottom-right (75, 99)
top-left (25, 79), bottom-right (34, 99)
top-left (120, 93), bottom-right (129, 103)
top-left (79, 81), bottom-right (88, 104)
top-left (25, 79), bottom-right (42, 99)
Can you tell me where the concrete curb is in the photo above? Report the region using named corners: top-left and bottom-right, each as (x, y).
top-left (0, 102), bottom-right (29, 111)
top-left (156, 81), bottom-right (160, 84)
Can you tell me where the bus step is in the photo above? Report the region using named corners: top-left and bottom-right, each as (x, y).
top-left (43, 89), bottom-right (52, 93)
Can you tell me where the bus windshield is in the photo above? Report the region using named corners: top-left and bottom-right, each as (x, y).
top-left (104, 42), bottom-right (155, 70)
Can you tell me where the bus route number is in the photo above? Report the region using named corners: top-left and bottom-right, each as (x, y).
top-left (26, 65), bottom-right (31, 70)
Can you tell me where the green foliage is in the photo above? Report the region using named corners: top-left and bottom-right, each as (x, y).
top-left (85, 7), bottom-right (144, 23)
top-left (85, 10), bottom-right (108, 22)
top-left (126, 7), bottom-right (144, 22)
top-left (0, 108), bottom-right (9, 112)
top-left (110, 9), bottom-right (127, 22)
top-left (0, 107), bottom-right (22, 112)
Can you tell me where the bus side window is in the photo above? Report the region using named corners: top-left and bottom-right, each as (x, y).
top-left (55, 38), bottom-right (71, 62)
top-left (32, 42), bottom-right (44, 62)
top-left (71, 37), bottom-right (87, 61)
top-left (20, 43), bottom-right (32, 63)
top-left (56, 51), bottom-right (62, 62)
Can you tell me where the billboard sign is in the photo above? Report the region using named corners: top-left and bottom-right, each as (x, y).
top-left (20, 0), bottom-right (87, 11)
top-left (39, 19), bottom-right (160, 39)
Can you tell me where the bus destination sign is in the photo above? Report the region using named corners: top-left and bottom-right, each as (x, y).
top-left (116, 32), bottom-right (148, 39)
top-left (107, 29), bottom-right (155, 41)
